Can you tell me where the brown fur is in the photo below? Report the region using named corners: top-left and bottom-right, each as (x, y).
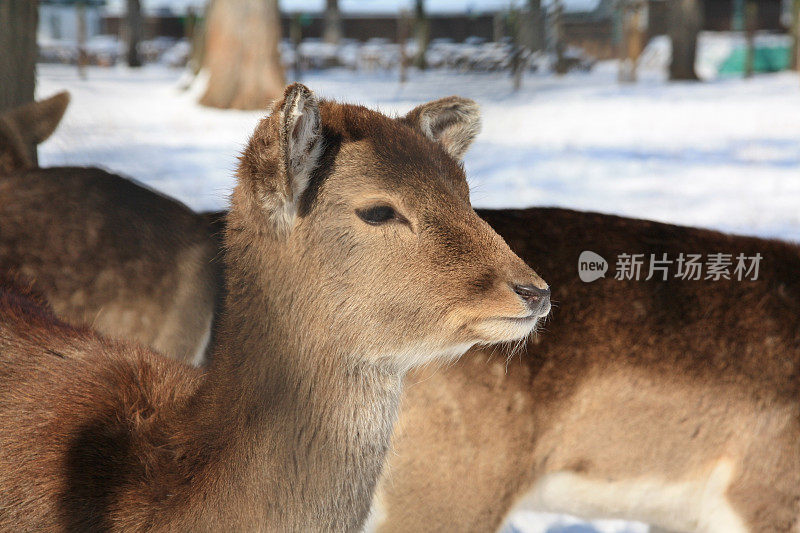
top-left (0, 166), bottom-right (221, 363)
top-left (106, 203), bottom-right (800, 532)
top-left (137, 205), bottom-right (800, 531)
top-left (0, 92), bottom-right (69, 175)
top-left (0, 85), bottom-right (544, 531)
top-left (6, 89), bottom-right (795, 530)
top-left (378, 208), bottom-right (800, 533)
top-left (0, 92), bottom-right (219, 363)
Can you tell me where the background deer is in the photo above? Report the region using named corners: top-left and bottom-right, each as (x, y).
top-left (0, 91), bottom-right (69, 175)
top-left (0, 93), bottom-right (222, 364)
top-left (373, 208), bottom-right (800, 533)
top-left (0, 84), bottom-right (549, 531)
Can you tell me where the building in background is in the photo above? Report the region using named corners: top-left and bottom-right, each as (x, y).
top-left (34, 0), bottom-right (796, 69)
top-left (39, 0), bottom-right (105, 43)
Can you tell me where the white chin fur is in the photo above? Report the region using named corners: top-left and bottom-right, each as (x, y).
top-left (474, 316), bottom-right (539, 344)
top-left (371, 317), bottom-right (538, 374)
top-left (375, 341), bottom-right (477, 375)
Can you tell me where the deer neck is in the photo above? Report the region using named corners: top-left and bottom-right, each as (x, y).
top-left (190, 259), bottom-right (404, 530)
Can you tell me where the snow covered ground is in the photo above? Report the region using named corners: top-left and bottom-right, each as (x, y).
top-left (34, 61), bottom-right (800, 532)
top-left (38, 62), bottom-right (800, 243)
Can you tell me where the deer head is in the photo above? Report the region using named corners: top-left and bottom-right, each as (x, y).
top-left (229, 84), bottom-right (550, 374)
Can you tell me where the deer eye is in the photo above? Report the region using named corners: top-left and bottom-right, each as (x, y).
top-left (356, 205), bottom-right (397, 225)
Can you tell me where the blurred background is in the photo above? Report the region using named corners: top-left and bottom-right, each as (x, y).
top-left (1, 0), bottom-right (799, 531)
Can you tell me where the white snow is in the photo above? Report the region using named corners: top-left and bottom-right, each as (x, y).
top-left (33, 60), bottom-right (800, 532)
top-left (37, 62), bottom-right (800, 243)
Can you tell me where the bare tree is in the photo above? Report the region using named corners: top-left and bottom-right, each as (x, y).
top-left (290, 13), bottom-right (303, 81)
top-left (509, 9), bottom-right (524, 91)
top-left (0, 0), bottom-right (39, 164)
top-left (126, 0), bottom-right (143, 67)
top-left (413, 0), bottom-right (429, 69)
top-left (791, 0), bottom-right (800, 71)
top-left (510, 0), bottom-right (544, 90)
top-left (522, 0), bottom-right (544, 52)
top-left (186, 6), bottom-right (209, 79)
top-left (668, 0), bottom-right (702, 80)
top-left (200, 0), bottom-right (286, 110)
top-left (77, 0), bottom-right (88, 78)
top-left (743, 1), bottom-right (757, 78)
top-left (551, 0), bottom-right (569, 74)
top-left (323, 0), bottom-right (342, 45)
top-left (619, 0), bottom-right (648, 83)
top-left (398, 10), bottom-right (412, 84)
top-left (493, 12), bottom-right (505, 42)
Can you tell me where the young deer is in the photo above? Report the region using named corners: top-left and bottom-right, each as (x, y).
top-left (10, 85), bottom-right (794, 532)
top-left (0, 93), bottom-right (221, 364)
top-left (0, 84), bottom-right (549, 531)
top-left (375, 208), bottom-right (800, 533)
top-left (8, 91), bottom-right (794, 532)
top-left (0, 91), bottom-right (69, 174)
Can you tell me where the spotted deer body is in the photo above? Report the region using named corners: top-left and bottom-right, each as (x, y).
top-left (0, 85), bottom-right (548, 531)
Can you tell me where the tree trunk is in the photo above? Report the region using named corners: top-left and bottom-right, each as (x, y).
top-left (743, 1), bottom-right (757, 78)
top-left (509, 9), bottom-right (523, 91)
top-left (200, 0), bottom-right (286, 110)
top-left (522, 0), bottom-right (544, 52)
top-left (0, 0), bottom-right (38, 164)
top-left (668, 0), bottom-right (702, 81)
top-left (77, 0), bottom-right (88, 78)
top-left (552, 0), bottom-right (568, 74)
top-left (323, 0), bottom-right (341, 45)
top-left (619, 0), bottom-right (647, 83)
top-left (398, 10), bottom-right (412, 84)
top-left (187, 6), bottom-right (207, 76)
top-left (510, 5), bottom-right (534, 91)
top-left (493, 12), bottom-right (505, 42)
top-left (126, 0), bottom-right (143, 67)
top-left (791, 0), bottom-right (800, 71)
top-left (413, 0), bottom-right (429, 70)
top-left (512, 0), bottom-right (543, 90)
top-left (290, 14), bottom-right (302, 82)
top-left (510, 44), bottom-right (524, 91)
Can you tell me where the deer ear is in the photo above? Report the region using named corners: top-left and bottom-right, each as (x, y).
top-left (248, 83), bottom-right (323, 234)
top-left (280, 83), bottom-right (322, 205)
top-left (0, 91), bottom-right (69, 174)
top-left (5, 91), bottom-right (70, 145)
top-left (401, 96), bottom-right (481, 160)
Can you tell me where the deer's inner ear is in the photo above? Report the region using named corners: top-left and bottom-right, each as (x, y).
top-left (281, 84), bottom-right (323, 204)
top-left (246, 83), bottom-right (324, 236)
top-left (401, 96), bottom-right (482, 161)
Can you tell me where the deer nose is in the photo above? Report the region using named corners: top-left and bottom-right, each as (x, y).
top-left (512, 284), bottom-right (551, 316)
